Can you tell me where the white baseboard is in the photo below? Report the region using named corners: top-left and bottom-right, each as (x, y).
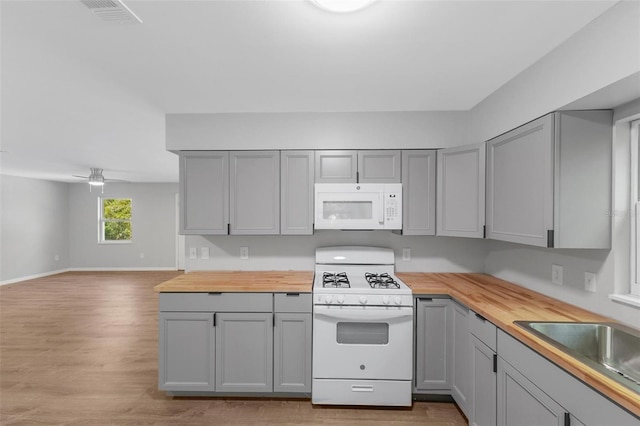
top-left (1, 268), bottom-right (71, 286)
top-left (69, 267), bottom-right (178, 272)
top-left (1, 267), bottom-right (178, 285)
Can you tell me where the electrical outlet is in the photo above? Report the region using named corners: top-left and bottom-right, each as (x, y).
top-left (200, 247), bottom-right (210, 260)
top-left (139, 252), bottom-right (145, 259)
top-left (54, 254), bottom-right (59, 262)
top-left (189, 247), bottom-right (198, 259)
top-left (402, 248), bottom-right (411, 261)
top-left (240, 247), bottom-right (249, 260)
top-left (552, 264), bottom-right (563, 285)
top-left (585, 272), bottom-right (597, 293)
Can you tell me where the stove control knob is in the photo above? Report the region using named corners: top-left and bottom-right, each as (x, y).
top-left (325, 295), bottom-right (333, 304)
top-left (382, 296), bottom-right (391, 305)
top-left (337, 295), bottom-right (345, 304)
top-left (359, 296), bottom-right (367, 305)
top-left (394, 296), bottom-right (403, 305)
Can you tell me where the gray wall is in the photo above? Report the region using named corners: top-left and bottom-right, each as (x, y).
top-left (167, 111), bottom-right (470, 151)
top-left (185, 232), bottom-right (490, 273)
top-left (470, 1), bottom-right (640, 328)
top-left (1, 175), bottom-right (70, 283)
top-left (68, 182), bottom-right (178, 269)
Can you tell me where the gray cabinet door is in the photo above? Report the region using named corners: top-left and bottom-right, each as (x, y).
top-left (158, 312), bottom-right (215, 391)
top-left (230, 151), bottom-right (280, 235)
top-left (273, 313), bottom-right (312, 393)
top-left (471, 335), bottom-right (496, 426)
top-left (315, 150), bottom-right (357, 183)
top-left (497, 358), bottom-right (566, 426)
top-left (415, 297), bottom-right (450, 391)
top-left (451, 301), bottom-right (471, 417)
top-left (486, 115), bottom-right (554, 247)
top-left (281, 151), bottom-right (314, 235)
top-left (437, 143), bottom-right (485, 238)
top-left (179, 151), bottom-right (229, 234)
top-left (215, 312), bottom-right (273, 392)
top-left (357, 150), bottom-right (401, 183)
top-left (401, 150), bottom-right (436, 235)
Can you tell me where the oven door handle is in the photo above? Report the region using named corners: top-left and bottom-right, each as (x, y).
top-left (314, 307), bottom-right (413, 322)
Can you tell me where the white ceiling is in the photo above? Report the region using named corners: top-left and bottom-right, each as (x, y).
top-left (0, 0), bottom-right (619, 183)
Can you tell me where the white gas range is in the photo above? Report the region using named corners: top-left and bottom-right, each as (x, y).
top-left (312, 246), bottom-right (414, 407)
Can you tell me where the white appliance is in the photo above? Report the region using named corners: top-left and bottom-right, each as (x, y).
top-left (312, 246), bottom-right (414, 407)
top-left (314, 183), bottom-right (402, 230)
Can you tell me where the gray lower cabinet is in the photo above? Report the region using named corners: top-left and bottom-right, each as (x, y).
top-left (470, 312), bottom-right (497, 426)
top-left (215, 312), bottom-right (273, 392)
top-left (451, 301), bottom-right (471, 417)
top-left (497, 357), bottom-right (582, 426)
top-left (498, 330), bottom-right (638, 426)
top-left (401, 150), bottom-right (436, 235)
top-left (158, 312), bottom-right (215, 391)
top-left (274, 313), bottom-right (312, 393)
top-left (414, 297), bottom-right (451, 392)
top-left (280, 151), bottom-right (314, 235)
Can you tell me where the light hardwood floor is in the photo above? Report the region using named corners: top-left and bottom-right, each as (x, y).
top-left (1, 271), bottom-right (468, 425)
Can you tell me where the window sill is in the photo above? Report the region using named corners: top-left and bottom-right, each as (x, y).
top-left (98, 240), bottom-right (132, 245)
top-left (609, 293), bottom-right (640, 309)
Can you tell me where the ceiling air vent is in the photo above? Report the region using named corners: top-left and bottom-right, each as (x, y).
top-left (80, 0), bottom-right (142, 24)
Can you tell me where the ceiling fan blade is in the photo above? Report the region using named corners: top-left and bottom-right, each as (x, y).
top-left (72, 175), bottom-right (89, 179)
top-left (105, 178), bottom-right (129, 183)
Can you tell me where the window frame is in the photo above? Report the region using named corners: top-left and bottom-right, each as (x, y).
top-left (630, 119), bottom-right (640, 296)
top-left (98, 197), bottom-right (133, 244)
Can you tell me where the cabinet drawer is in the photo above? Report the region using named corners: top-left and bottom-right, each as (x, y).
top-left (274, 293), bottom-right (312, 313)
top-left (159, 293), bottom-right (273, 312)
top-left (470, 311), bottom-right (497, 351)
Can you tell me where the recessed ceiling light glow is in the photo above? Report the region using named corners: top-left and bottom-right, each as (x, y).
top-left (311, 0), bottom-right (376, 13)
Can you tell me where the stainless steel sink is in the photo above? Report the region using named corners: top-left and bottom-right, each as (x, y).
top-left (515, 321), bottom-right (640, 394)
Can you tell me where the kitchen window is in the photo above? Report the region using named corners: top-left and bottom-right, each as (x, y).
top-left (99, 198), bottom-right (132, 243)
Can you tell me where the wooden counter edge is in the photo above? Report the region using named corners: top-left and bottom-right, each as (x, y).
top-left (399, 272), bottom-right (640, 419)
top-left (153, 270), bottom-right (314, 293)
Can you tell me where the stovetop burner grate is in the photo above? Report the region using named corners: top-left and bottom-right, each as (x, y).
top-left (322, 272), bottom-right (350, 288)
top-left (365, 272), bottom-right (400, 289)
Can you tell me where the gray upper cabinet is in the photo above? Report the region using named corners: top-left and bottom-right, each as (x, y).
top-left (357, 150), bottom-right (401, 183)
top-left (315, 150), bottom-right (401, 183)
top-left (179, 151), bottom-right (229, 235)
top-left (281, 151), bottom-right (314, 235)
top-left (437, 143), bottom-right (486, 238)
top-left (401, 150), bottom-right (437, 235)
top-left (315, 150), bottom-right (357, 183)
top-left (486, 110), bottom-right (612, 248)
top-left (414, 297), bottom-right (450, 392)
top-left (230, 151), bottom-right (280, 235)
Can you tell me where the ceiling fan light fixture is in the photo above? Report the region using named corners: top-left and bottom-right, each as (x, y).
top-left (310, 0), bottom-right (376, 13)
top-left (88, 168), bottom-right (105, 186)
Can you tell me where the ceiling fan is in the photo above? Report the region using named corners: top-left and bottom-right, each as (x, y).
top-left (72, 168), bottom-right (128, 193)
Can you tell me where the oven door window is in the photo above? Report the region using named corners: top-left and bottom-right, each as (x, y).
top-left (322, 201), bottom-right (373, 220)
top-left (336, 322), bottom-right (389, 345)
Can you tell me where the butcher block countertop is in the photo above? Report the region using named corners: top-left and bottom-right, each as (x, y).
top-left (398, 272), bottom-right (640, 418)
top-left (153, 270), bottom-right (313, 293)
top-left (154, 270), bottom-right (638, 417)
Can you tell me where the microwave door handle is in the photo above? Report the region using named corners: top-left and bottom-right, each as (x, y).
top-left (379, 193), bottom-right (384, 225)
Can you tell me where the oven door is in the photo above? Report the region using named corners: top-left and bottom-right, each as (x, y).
top-left (312, 305), bottom-right (413, 380)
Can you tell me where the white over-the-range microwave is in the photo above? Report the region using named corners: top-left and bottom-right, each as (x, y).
top-left (314, 183), bottom-right (402, 230)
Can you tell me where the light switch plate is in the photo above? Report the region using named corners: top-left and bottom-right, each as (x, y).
top-left (552, 264), bottom-right (563, 285)
top-left (240, 247), bottom-right (249, 260)
top-left (584, 272), bottom-right (596, 293)
top-left (200, 247), bottom-right (210, 260)
top-left (189, 247), bottom-right (197, 259)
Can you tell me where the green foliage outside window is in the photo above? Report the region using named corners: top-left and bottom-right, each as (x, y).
top-left (102, 198), bottom-right (132, 241)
